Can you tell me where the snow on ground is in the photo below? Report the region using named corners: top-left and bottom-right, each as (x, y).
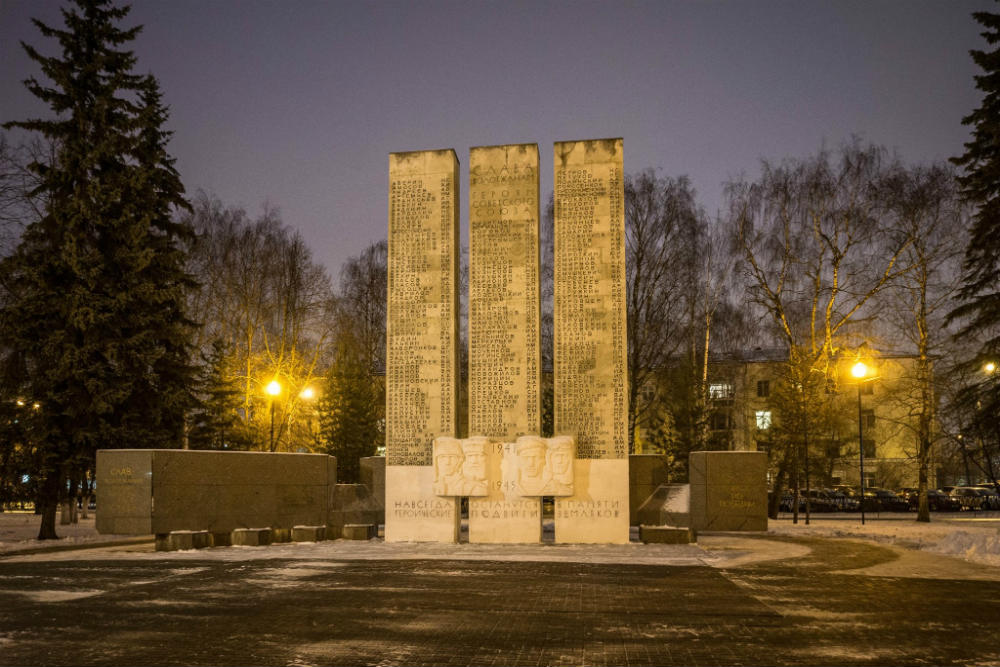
top-left (0, 512), bottom-right (143, 554)
top-left (769, 513), bottom-right (1000, 568)
top-left (4, 510), bottom-right (999, 571)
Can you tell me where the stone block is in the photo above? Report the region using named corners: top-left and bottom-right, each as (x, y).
top-left (328, 483), bottom-right (384, 535)
top-left (639, 525), bottom-right (695, 544)
top-left (635, 483), bottom-right (690, 527)
top-left (292, 525), bottom-right (326, 542)
top-left (359, 457), bottom-right (385, 522)
top-left (232, 528), bottom-right (272, 547)
top-left (95, 450), bottom-right (153, 535)
top-left (156, 530), bottom-right (211, 551)
top-left (341, 524), bottom-right (377, 540)
top-left (468, 439), bottom-right (542, 544)
top-left (385, 466), bottom-right (459, 542)
top-left (629, 455), bottom-right (671, 524)
top-left (272, 528), bottom-right (291, 543)
top-left (554, 459), bottom-right (629, 544)
top-left (689, 451), bottom-right (768, 532)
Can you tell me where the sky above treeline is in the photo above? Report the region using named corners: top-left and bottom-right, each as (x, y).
top-left (0, 0), bottom-right (991, 279)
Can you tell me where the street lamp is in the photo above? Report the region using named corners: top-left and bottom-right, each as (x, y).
top-left (300, 387), bottom-right (317, 449)
top-left (984, 361), bottom-right (996, 375)
top-left (851, 360), bottom-right (870, 525)
top-left (266, 380), bottom-right (281, 451)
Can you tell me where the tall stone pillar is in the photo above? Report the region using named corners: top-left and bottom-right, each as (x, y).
top-left (385, 149), bottom-right (460, 542)
top-left (552, 138), bottom-right (629, 544)
top-left (467, 143), bottom-right (542, 543)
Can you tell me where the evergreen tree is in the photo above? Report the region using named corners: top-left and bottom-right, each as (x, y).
top-left (0, 0), bottom-right (195, 539)
top-left (318, 340), bottom-right (382, 484)
top-left (952, 9), bottom-right (1000, 366)
top-left (189, 339), bottom-right (252, 450)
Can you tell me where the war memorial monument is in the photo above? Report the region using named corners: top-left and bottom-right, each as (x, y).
top-left (96, 138), bottom-right (766, 547)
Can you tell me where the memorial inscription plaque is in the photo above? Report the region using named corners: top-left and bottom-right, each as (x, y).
top-left (552, 138), bottom-right (629, 544)
top-left (466, 144), bottom-right (543, 543)
top-left (385, 149), bottom-right (461, 542)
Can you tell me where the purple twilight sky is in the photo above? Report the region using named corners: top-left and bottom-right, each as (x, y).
top-left (0, 0), bottom-right (991, 280)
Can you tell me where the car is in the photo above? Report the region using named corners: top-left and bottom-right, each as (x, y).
top-left (865, 488), bottom-right (909, 512)
top-left (949, 487), bottom-right (985, 510)
top-left (971, 486), bottom-right (1000, 510)
top-left (903, 489), bottom-right (962, 512)
top-left (806, 489), bottom-right (840, 512)
top-left (825, 488), bottom-right (860, 511)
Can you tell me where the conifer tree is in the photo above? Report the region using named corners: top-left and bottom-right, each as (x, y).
top-left (189, 339), bottom-right (252, 450)
top-left (952, 9), bottom-right (1000, 365)
top-left (0, 0), bottom-right (195, 538)
top-left (318, 340), bottom-right (382, 484)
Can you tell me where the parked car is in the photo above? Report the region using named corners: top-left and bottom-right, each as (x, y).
top-left (806, 489), bottom-right (840, 512)
top-left (865, 488), bottom-right (909, 512)
top-left (777, 492), bottom-right (806, 513)
top-left (949, 487), bottom-right (985, 510)
top-left (825, 488), bottom-right (860, 511)
top-left (971, 486), bottom-right (1000, 510)
top-left (902, 489), bottom-right (962, 512)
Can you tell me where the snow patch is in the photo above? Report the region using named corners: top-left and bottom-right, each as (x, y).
top-left (15, 589), bottom-right (104, 602)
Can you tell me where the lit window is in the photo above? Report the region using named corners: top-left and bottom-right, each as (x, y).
top-left (709, 382), bottom-right (734, 400)
top-left (755, 410), bottom-right (772, 430)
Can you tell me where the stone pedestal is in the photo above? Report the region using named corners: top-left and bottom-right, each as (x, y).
top-left (689, 451), bottom-right (768, 532)
top-left (554, 459), bottom-right (629, 544)
top-left (640, 526), bottom-right (695, 544)
top-left (385, 466), bottom-right (459, 542)
top-left (468, 441), bottom-right (542, 543)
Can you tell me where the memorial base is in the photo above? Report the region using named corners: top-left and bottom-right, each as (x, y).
top-left (555, 459), bottom-right (629, 544)
top-left (385, 466), bottom-right (459, 542)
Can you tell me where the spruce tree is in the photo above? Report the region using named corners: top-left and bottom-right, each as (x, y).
top-left (952, 9), bottom-right (1000, 360)
top-left (318, 341), bottom-right (382, 483)
top-left (189, 339), bottom-right (252, 450)
top-left (1, 0), bottom-right (195, 538)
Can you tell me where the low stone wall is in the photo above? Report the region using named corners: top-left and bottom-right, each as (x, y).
top-left (96, 449), bottom-right (337, 536)
top-left (629, 455), bottom-right (671, 525)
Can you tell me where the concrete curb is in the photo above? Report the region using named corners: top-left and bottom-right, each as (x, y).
top-left (0, 536), bottom-right (154, 559)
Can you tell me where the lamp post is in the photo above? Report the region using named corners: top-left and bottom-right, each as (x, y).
top-left (851, 361), bottom-right (869, 525)
top-left (265, 380), bottom-right (281, 451)
top-left (300, 386), bottom-right (317, 450)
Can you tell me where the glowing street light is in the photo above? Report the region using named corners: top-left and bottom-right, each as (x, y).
top-left (299, 387), bottom-right (316, 401)
top-left (984, 361), bottom-right (996, 375)
top-left (265, 380), bottom-right (282, 396)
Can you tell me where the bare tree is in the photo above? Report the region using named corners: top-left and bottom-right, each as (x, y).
top-left (625, 171), bottom-right (706, 453)
top-left (728, 141), bottom-right (912, 519)
top-left (184, 192), bottom-right (336, 451)
top-left (877, 163), bottom-right (967, 521)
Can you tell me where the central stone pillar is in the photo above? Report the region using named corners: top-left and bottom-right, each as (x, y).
top-left (552, 138), bottom-right (629, 544)
top-left (385, 149), bottom-right (461, 542)
top-left (467, 143), bottom-right (542, 542)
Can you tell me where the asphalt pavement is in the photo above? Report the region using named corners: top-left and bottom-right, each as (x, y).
top-left (0, 535), bottom-right (998, 666)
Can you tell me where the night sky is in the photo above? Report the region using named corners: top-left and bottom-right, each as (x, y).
top-left (0, 0), bottom-right (990, 279)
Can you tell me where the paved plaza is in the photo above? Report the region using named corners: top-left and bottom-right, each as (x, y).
top-left (1, 532), bottom-right (999, 666)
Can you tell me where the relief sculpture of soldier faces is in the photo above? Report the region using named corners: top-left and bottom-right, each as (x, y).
top-left (433, 435), bottom-right (575, 498)
top-left (515, 435), bottom-right (575, 497)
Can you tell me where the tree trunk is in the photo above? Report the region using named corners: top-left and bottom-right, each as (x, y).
top-left (36, 469), bottom-right (62, 540)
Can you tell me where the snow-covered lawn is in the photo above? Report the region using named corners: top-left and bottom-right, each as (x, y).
top-left (0, 512), bottom-right (139, 554)
top-left (769, 513), bottom-right (1000, 568)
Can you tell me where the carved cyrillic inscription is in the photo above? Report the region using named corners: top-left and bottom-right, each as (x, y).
top-left (469, 144), bottom-right (540, 439)
top-left (553, 139), bottom-right (627, 459)
top-left (387, 150), bottom-right (460, 466)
